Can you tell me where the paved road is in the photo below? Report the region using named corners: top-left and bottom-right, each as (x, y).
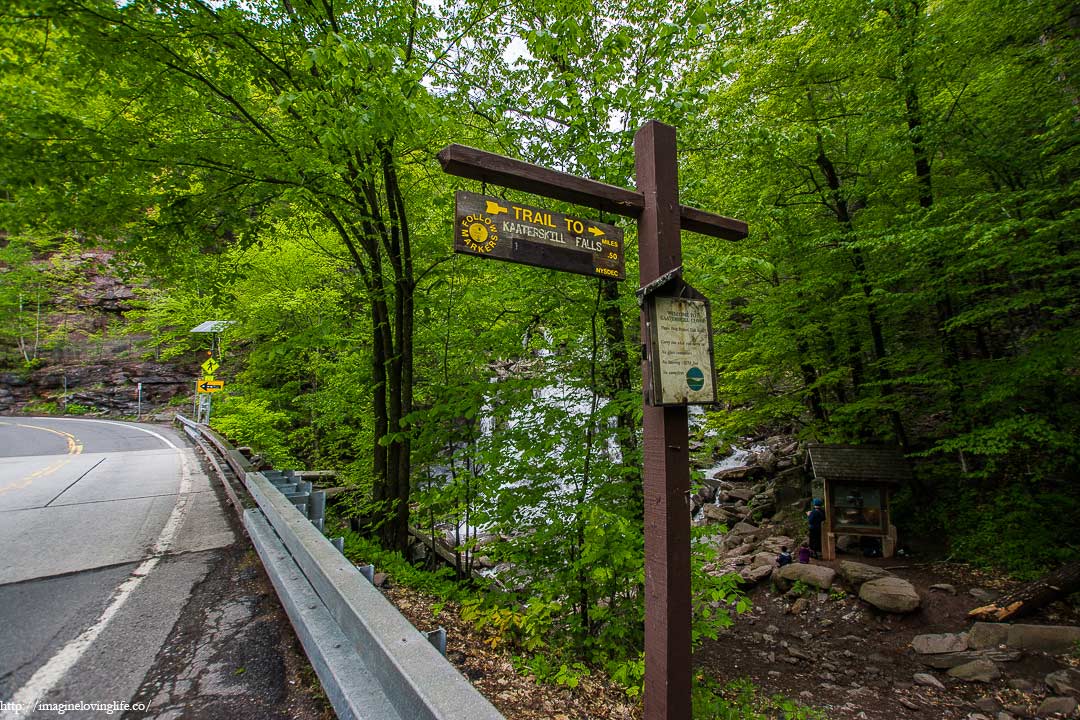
top-left (0, 417), bottom-right (236, 719)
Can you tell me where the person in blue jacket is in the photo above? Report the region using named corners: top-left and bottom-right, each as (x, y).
top-left (807, 498), bottom-right (826, 559)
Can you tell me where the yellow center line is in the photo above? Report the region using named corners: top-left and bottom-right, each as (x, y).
top-left (0, 423), bottom-right (84, 495)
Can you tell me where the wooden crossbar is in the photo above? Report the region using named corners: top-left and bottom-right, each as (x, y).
top-left (437, 144), bottom-right (748, 241)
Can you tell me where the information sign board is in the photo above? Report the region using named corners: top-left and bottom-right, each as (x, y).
top-left (645, 294), bottom-right (716, 405)
top-left (454, 191), bottom-right (624, 280)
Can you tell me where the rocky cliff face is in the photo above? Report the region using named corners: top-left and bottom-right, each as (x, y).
top-left (0, 362), bottom-right (192, 416)
top-left (0, 246), bottom-right (193, 417)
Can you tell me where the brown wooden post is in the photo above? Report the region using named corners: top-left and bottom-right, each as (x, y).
top-left (437, 131), bottom-right (746, 720)
top-left (636, 120), bottom-right (692, 720)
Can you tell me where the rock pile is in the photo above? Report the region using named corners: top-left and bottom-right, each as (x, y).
top-left (691, 437), bottom-right (807, 530)
top-left (910, 623), bottom-right (1080, 717)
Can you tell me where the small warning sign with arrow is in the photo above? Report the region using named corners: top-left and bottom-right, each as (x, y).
top-left (197, 378), bottom-right (224, 393)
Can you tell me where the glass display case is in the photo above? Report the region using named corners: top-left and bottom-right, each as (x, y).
top-left (829, 483), bottom-right (885, 533)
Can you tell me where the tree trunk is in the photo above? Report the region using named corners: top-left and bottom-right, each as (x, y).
top-left (600, 278), bottom-right (642, 517)
top-left (968, 560), bottom-right (1080, 622)
top-left (815, 136), bottom-right (908, 446)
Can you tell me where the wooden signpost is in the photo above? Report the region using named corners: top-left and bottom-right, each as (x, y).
top-left (438, 121), bottom-right (747, 720)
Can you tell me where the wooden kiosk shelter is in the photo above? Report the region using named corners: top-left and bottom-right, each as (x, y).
top-left (807, 444), bottom-right (912, 561)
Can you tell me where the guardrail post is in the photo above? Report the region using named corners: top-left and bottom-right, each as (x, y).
top-left (310, 490), bottom-right (326, 523)
top-left (425, 627), bottom-right (447, 657)
top-left (358, 564), bottom-right (375, 584)
top-left (332, 537), bottom-right (345, 554)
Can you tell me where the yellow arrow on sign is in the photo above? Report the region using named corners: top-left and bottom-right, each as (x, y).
top-left (485, 200), bottom-right (509, 216)
top-left (588, 226), bottom-right (605, 237)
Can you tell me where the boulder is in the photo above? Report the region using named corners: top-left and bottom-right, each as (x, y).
top-left (918, 649), bottom-right (1020, 670)
top-left (702, 504), bottom-right (735, 524)
top-left (929, 583), bottom-right (957, 595)
top-left (1036, 697), bottom-right (1078, 717)
top-left (712, 468), bottom-right (764, 483)
top-left (859, 576), bottom-right (921, 613)
top-left (748, 493), bottom-right (776, 517)
top-left (730, 521), bottom-right (760, 536)
top-left (912, 672), bottom-right (945, 690)
top-left (739, 564), bottom-right (773, 585)
top-left (1006, 624), bottom-right (1080, 654)
top-left (752, 552), bottom-right (778, 568)
top-left (776, 562), bottom-right (836, 591)
top-left (760, 535), bottom-right (796, 553)
top-left (838, 560), bottom-right (892, 589)
top-left (725, 542), bottom-right (755, 558)
top-left (947, 659), bottom-right (1000, 683)
top-left (752, 448), bottom-right (777, 472)
top-left (1045, 668), bottom-right (1080, 696)
top-left (968, 623), bottom-right (1009, 650)
top-left (724, 487), bottom-right (756, 502)
top-left (698, 476), bottom-right (726, 492)
top-left (912, 633), bottom-right (969, 655)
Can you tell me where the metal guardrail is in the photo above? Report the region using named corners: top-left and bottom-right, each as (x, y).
top-left (175, 414), bottom-right (504, 720)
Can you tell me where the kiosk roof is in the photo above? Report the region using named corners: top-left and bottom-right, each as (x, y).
top-left (807, 444), bottom-right (912, 485)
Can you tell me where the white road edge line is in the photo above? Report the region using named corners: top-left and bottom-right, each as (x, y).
top-left (1, 420), bottom-right (194, 720)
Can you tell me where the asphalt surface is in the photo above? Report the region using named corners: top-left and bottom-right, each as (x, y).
top-left (0, 417), bottom-right (236, 719)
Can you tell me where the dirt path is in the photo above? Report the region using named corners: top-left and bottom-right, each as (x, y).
top-left (378, 556), bottom-right (1080, 719)
top-left (696, 558), bottom-right (1080, 719)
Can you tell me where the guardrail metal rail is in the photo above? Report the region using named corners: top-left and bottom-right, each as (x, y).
top-left (175, 414), bottom-right (504, 720)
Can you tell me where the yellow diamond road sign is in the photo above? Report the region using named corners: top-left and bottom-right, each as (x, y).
top-left (197, 378), bottom-right (224, 393)
top-left (201, 358), bottom-right (220, 376)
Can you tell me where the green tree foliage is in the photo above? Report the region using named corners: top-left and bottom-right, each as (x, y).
top-left (677, 0), bottom-right (1079, 566)
top-left (0, 235), bottom-right (49, 366)
top-left (4, 0), bottom-right (1078, 703)
top-left (1, 0), bottom-right (459, 549)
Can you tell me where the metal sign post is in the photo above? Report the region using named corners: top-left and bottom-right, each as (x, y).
top-left (438, 121), bottom-right (747, 720)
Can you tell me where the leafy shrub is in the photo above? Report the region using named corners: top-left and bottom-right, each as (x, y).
top-left (788, 579), bottom-right (811, 598)
top-left (340, 531), bottom-right (461, 600)
top-left (946, 485), bottom-right (1080, 578)
top-left (895, 474), bottom-right (1080, 578)
top-left (693, 677), bottom-right (826, 719)
top-left (209, 394), bottom-right (298, 468)
top-left (24, 400), bottom-right (59, 415)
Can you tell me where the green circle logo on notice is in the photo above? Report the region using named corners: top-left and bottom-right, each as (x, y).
top-left (686, 366), bottom-right (705, 392)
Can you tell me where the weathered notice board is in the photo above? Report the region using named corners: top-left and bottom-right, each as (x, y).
top-left (454, 191), bottom-right (625, 280)
top-left (644, 294), bottom-right (716, 405)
